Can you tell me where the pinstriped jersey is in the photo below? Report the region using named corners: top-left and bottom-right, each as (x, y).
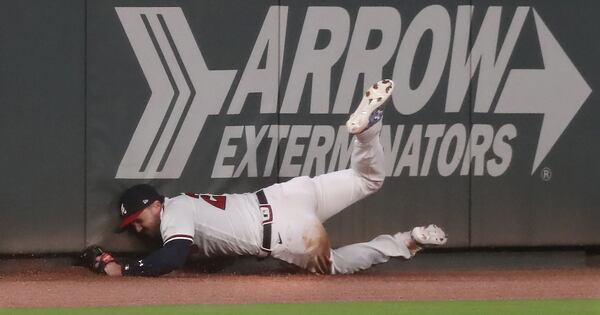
top-left (160, 193), bottom-right (263, 257)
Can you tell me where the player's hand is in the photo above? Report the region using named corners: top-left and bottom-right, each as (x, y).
top-left (103, 261), bottom-right (123, 276)
top-left (79, 245), bottom-right (120, 275)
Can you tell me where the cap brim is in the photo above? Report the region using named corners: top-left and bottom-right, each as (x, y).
top-left (116, 210), bottom-right (144, 232)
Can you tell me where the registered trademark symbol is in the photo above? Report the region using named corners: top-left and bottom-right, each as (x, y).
top-left (541, 167), bottom-right (552, 182)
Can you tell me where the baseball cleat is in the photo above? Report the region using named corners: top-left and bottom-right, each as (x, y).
top-left (346, 79), bottom-right (394, 135)
top-left (410, 224), bottom-right (447, 246)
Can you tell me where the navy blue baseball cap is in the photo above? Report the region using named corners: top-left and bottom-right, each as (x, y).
top-left (118, 184), bottom-right (164, 229)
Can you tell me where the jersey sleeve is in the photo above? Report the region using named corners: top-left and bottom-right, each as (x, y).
top-left (121, 238), bottom-right (192, 277)
top-left (160, 196), bottom-right (195, 245)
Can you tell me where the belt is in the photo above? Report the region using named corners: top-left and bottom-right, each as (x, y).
top-left (256, 190), bottom-right (273, 253)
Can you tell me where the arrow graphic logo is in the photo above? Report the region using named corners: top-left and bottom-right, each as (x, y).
top-left (495, 8), bottom-right (591, 174)
top-left (114, 6), bottom-right (592, 179)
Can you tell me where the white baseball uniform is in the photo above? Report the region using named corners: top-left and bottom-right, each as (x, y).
top-left (159, 121), bottom-right (413, 274)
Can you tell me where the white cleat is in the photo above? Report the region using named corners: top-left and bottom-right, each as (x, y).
top-left (410, 224), bottom-right (447, 246)
top-left (346, 79), bottom-right (394, 135)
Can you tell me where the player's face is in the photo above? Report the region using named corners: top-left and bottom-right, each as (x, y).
top-left (130, 201), bottom-right (162, 239)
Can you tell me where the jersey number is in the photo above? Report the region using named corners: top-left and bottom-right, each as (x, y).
top-left (185, 193), bottom-right (226, 210)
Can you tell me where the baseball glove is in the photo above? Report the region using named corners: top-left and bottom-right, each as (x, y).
top-left (80, 245), bottom-right (117, 274)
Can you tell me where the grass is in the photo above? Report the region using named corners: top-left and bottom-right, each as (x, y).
top-left (2, 299), bottom-right (600, 315)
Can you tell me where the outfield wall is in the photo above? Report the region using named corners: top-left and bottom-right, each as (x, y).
top-left (1, 0), bottom-right (598, 253)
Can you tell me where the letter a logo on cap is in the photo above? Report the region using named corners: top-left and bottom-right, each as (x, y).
top-left (120, 204), bottom-right (127, 216)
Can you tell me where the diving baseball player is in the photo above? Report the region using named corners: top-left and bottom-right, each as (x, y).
top-left (83, 80), bottom-right (447, 276)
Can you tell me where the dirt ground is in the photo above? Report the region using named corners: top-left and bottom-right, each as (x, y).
top-left (1, 266), bottom-right (599, 308)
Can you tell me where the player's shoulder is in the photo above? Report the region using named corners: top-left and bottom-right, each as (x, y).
top-left (163, 194), bottom-right (194, 214)
top-left (170, 193), bottom-right (193, 203)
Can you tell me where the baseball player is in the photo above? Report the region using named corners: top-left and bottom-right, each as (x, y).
top-left (84, 79), bottom-right (447, 276)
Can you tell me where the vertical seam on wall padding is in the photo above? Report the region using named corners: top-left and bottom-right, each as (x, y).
top-left (83, 0), bottom-right (88, 248)
top-left (468, 0), bottom-right (473, 247)
top-left (277, 1), bottom-right (282, 184)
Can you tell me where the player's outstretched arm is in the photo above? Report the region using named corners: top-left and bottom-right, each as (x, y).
top-left (118, 239), bottom-right (193, 277)
top-left (82, 239), bottom-right (193, 277)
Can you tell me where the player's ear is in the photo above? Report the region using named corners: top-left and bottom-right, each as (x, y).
top-left (149, 200), bottom-right (162, 213)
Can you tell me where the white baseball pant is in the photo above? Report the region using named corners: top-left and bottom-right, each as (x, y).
top-left (262, 122), bottom-right (412, 274)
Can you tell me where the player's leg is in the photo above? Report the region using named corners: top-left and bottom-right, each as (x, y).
top-left (329, 232), bottom-right (413, 274)
top-left (312, 80), bottom-right (393, 222)
top-left (262, 80), bottom-right (394, 274)
top-left (329, 224), bottom-right (447, 274)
